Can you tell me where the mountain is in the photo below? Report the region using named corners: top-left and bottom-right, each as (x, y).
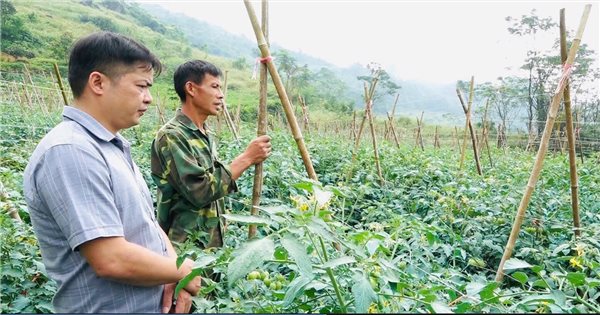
top-left (140, 3), bottom-right (463, 123)
top-left (1, 0), bottom-right (463, 124)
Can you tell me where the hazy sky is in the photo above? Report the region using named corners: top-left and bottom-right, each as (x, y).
top-left (147, 0), bottom-right (599, 85)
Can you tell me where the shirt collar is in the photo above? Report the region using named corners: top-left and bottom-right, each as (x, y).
top-left (173, 108), bottom-right (212, 136)
top-left (62, 106), bottom-right (124, 144)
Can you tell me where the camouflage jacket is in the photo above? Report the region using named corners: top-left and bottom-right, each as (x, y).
top-left (151, 109), bottom-right (237, 248)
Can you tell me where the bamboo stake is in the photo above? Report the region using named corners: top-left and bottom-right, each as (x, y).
top-left (249, 0), bottom-right (270, 239)
top-left (456, 78), bottom-right (483, 175)
top-left (481, 99), bottom-right (493, 167)
top-left (387, 93), bottom-right (401, 148)
top-left (495, 4), bottom-right (591, 282)
top-left (364, 82), bottom-right (384, 185)
top-left (415, 112), bottom-right (425, 151)
top-left (347, 71), bottom-right (380, 181)
top-left (560, 8), bottom-right (581, 237)
top-left (53, 63), bottom-right (69, 106)
top-left (244, 0), bottom-right (317, 180)
top-left (221, 70), bottom-right (240, 142)
top-left (298, 95), bottom-right (310, 133)
top-left (351, 111), bottom-right (357, 140)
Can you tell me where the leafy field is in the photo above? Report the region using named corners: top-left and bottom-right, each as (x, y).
top-left (1, 106), bottom-right (600, 313)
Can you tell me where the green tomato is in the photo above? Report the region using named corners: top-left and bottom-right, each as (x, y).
top-left (247, 271), bottom-right (260, 280)
top-left (369, 277), bottom-right (377, 288)
top-left (275, 281), bottom-right (283, 290)
top-left (260, 271), bottom-right (269, 281)
top-left (269, 282), bottom-right (277, 290)
top-left (263, 278), bottom-right (272, 287)
top-left (398, 261), bottom-right (407, 270)
top-left (276, 274), bottom-right (286, 282)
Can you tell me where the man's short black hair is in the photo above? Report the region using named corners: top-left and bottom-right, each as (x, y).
top-left (68, 31), bottom-right (162, 98)
top-left (173, 60), bottom-right (222, 103)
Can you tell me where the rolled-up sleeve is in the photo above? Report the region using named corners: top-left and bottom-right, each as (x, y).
top-left (157, 132), bottom-right (237, 209)
top-left (35, 144), bottom-right (124, 250)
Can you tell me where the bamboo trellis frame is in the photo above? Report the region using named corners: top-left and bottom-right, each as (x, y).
top-left (495, 4), bottom-right (591, 282)
top-left (456, 77), bottom-right (483, 175)
top-left (560, 8), bottom-right (581, 238)
top-left (249, 0), bottom-right (270, 239)
top-left (244, 0), bottom-right (318, 181)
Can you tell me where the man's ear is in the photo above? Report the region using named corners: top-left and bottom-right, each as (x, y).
top-left (184, 81), bottom-right (196, 98)
top-left (88, 71), bottom-right (107, 96)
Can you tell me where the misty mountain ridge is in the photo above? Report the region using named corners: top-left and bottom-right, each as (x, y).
top-left (141, 3), bottom-right (464, 123)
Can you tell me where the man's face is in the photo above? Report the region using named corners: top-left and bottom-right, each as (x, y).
top-left (189, 74), bottom-right (224, 116)
top-left (103, 65), bottom-right (154, 132)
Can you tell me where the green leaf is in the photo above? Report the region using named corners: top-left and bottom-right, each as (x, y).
top-left (281, 235), bottom-right (314, 278)
top-left (551, 290), bottom-right (566, 308)
top-left (352, 272), bottom-right (377, 313)
top-left (503, 258), bottom-right (532, 270)
top-left (227, 238), bottom-right (275, 287)
top-left (366, 239), bottom-right (380, 256)
top-left (313, 186), bottom-right (333, 208)
top-left (307, 218), bottom-right (339, 244)
top-left (174, 268), bottom-right (202, 297)
top-left (193, 255), bottom-right (216, 269)
top-left (321, 256), bottom-right (356, 269)
top-left (175, 251), bottom-right (194, 269)
top-left (293, 181), bottom-right (316, 193)
top-left (221, 214), bottom-right (274, 226)
top-left (532, 279), bottom-right (549, 289)
top-left (551, 243), bottom-right (571, 256)
top-left (283, 275), bottom-right (312, 306)
top-left (512, 271), bottom-right (528, 285)
top-left (12, 295), bottom-right (30, 311)
top-left (431, 301), bottom-right (453, 314)
top-left (566, 272), bottom-right (586, 286)
top-left (465, 281), bottom-right (486, 297)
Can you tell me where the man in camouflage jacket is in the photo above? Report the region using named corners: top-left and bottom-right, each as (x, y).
top-left (151, 60), bottom-right (271, 249)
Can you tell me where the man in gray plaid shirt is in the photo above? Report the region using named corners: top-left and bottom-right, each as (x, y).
top-left (23, 31), bottom-right (199, 313)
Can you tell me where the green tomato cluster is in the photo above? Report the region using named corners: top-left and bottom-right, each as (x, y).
top-left (245, 270), bottom-right (286, 291)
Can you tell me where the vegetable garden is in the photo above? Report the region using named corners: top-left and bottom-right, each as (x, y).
top-left (2, 1), bottom-right (600, 314)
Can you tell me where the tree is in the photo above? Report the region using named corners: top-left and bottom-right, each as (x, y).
top-left (506, 9), bottom-right (556, 134)
top-left (506, 10), bottom-right (599, 134)
top-left (1, 0), bottom-right (39, 58)
top-left (50, 32), bottom-right (74, 60)
top-left (356, 62), bottom-right (400, 103)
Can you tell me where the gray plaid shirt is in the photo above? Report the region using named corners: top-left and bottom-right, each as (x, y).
top-left (24, 106), bottom-right (168, 313)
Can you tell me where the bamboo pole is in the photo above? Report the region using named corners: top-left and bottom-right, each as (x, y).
top-left (433, 126), bottom-right (440, 149)
top-left (244, 0), bottom-right (317, 180)
top-left (298, 95), bottom-right (310, 133)
top-left (351, 111), bottom-right (357, 140)
top-left (387, 93), bottom-right (401, 148)
top-left (457, 82), bottom-right (472, 173)
top-left (53, 63), bottom-right (69, 106)
top-left (560, 8), bottom-right (581, 238)
top-left (495, 4), bottom-right (591, 282)
top-left (347, 71), bottom-right (380, 182)
top-left (481, 99), bottom-right (493, 167)
top-left (456, 78), bottom-right (483, 175)
top-left (221, 70), bottom-right (240, 142)
top-left (364, 82), bottom-right (384, 185)
top-left (416, 112), bottom-right (424, 151)
top-left (249, 0), bottom-right (270, 239)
